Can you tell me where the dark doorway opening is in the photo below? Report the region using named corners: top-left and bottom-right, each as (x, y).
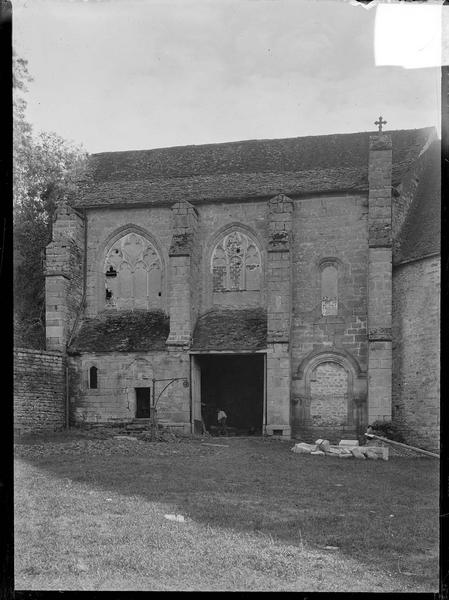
top-left (135, 388), bottom-right (151, 418)
top-left (198, 354), bottom-right (264, 435)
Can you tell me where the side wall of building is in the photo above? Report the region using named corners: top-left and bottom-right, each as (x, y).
top-left (73, 189), bottom-right (439, 444)
top-left (78, 196), bottom-right (370, 434)
top-left (291, 194), bottom-right (369, 368)
top-left (85, 196), bottom-right (369, 333)
top-left (392, 255), bottom-right (440, 451)
top-left (14, 348), bottom-right (66, 432)
top-left (290, 194), bottom-right (369, 437)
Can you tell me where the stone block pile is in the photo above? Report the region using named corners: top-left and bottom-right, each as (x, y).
top-left (291, 438), bottom-right (389, 460)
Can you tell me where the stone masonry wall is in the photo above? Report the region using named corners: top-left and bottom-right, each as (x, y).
top-left (14, 348), bottom-right (66, 432)
top-left (392, 255), bottom-right (440, 451)
top-left (45, 203), bottom-right (85, 350)
top-left (167, 201), bottom-right (199, 346)
top-left (80, 194), bottom-right (403, 438)
top-left (367, 248), bottom-right (392, 423)
top-left (68, 350), bottom-right (190, 430)
top-left (267, 195), bottom-right (292, 342)
top-left (265, 195), bottom-right (293, 435)
top-left (291, 194), bottom-right (369, 372)
top-left (85, 207), bottom-right (173, 317)
top-left (197, 200), bottom-right (268, 313)
top-left (266, 342), bottom-right (291, 432)
top-left (311, 361), bottom-right (348, 395)
top-left (310, 362), bottom-right (348, 426)
top-left (86, 201), bottom-right (269, 318)
top-left (86, 202), bottom-right (269, 318)
top-left (367, 134), bottom-right (393, 424)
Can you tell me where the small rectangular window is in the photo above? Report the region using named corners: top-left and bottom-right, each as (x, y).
top-left (89, 366), bottom-right (98, 389)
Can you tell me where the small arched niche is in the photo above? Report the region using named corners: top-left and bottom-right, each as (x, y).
top-left (319, 259), bottom-right (339, 316)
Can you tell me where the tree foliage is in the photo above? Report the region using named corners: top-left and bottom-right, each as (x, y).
top-left (13, 53), bottom-right (87, 349)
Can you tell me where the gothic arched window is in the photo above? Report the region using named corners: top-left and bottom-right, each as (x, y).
top-left (104, 232), bottom-right (162, 310)
top-left (320, 262), bottom-right (338, 316)
top-left (211, 231), bottom-right (262, 292)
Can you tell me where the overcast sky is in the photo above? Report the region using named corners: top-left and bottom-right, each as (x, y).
top-left (13, 0), bottom-right (441, 154)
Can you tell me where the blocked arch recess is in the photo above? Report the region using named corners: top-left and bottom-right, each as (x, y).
top-left (294, 350), bottom-right (365, 428)
top-left (295, 348), bottom-right (363, 382)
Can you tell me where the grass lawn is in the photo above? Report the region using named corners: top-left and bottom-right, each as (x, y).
top-left (14, 430), bottom-right (439, 591)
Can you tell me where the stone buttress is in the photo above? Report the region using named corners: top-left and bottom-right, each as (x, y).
top-left (45, 201), bottom-right (85, 352)
top-left (367, 133), bottom-right (393, 423)
top-left (265, 195), bottom-right (293, 436)
top-left (166, 200), bottom-right (199, 348)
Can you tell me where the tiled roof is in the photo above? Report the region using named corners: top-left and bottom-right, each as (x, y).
top-left (394, 140), bottom-right (441, 265)
top-left (75, 128), bottom-right (435, 207)
top-left (68, 310), bottom-right (169, 353)
top-left (192, 308), bottom-right (267, 351)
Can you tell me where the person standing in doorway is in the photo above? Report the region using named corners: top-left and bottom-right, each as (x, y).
top-left (217, 408), bottom-right (228, 436)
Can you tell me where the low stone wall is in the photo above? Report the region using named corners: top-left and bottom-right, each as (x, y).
top-left (14, 348), bottom-right (66, 433)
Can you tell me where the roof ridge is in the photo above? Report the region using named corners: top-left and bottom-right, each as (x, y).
top-left (90, 127), bottom-right (436, 157)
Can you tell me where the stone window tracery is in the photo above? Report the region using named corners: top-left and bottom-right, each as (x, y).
top-left (211, 231), bottom-right (261, 292)
top-left (104, 232), bottom-right (162, 310)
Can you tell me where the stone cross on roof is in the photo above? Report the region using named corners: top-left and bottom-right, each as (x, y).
top-left (375, 115), bottom-right (387, 132)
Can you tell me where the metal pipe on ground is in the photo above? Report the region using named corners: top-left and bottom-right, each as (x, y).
top-left (364, 433), bottom-right (439, 458)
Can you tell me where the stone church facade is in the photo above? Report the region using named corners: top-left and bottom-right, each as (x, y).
top-left (44, 127), bottom-right (440, 449)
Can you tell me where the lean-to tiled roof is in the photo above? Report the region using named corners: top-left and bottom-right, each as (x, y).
top-left (68, 310), bottom-right (169, 353)
top-left (192, 308), bottom-right (267, 352)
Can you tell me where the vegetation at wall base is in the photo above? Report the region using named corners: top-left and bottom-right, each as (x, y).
top-left (369, 420), bottom-right (405, 443)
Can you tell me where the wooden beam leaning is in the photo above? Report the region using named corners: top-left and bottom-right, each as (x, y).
top-left (365, 433), bottom-right (440, 459)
